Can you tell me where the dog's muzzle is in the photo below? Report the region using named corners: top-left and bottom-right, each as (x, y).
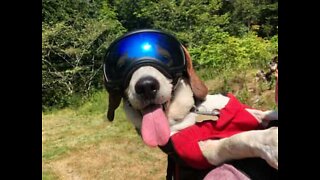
top-left (135, 76), bottom-right (160, 100)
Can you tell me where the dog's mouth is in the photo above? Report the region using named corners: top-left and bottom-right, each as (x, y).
top-left (140, 103), bottom-right (170, 147)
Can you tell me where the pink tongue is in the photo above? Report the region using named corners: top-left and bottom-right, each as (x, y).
top-left (141, 105), bottom-right (170, 147)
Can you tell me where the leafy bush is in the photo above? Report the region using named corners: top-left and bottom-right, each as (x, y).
top-left (42, 1), bottom-right (126, 110)
top-left (189, 32), bottom-right (278, 79)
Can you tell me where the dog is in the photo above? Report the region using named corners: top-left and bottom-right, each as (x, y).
top-left (104, 30), bottom-right (278, 179)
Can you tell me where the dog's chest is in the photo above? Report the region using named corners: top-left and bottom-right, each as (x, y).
top-left (169, 94), bottom-right (230, 135)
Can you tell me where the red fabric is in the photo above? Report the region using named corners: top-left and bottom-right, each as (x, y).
top-left (170, 93), bottom-right (262, 169)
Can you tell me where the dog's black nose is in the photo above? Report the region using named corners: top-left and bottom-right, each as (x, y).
top-left (135, 76), bottom-right (160, 99)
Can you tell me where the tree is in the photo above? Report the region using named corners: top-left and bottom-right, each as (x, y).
top-left (42, 0), bottom-right (125, 109)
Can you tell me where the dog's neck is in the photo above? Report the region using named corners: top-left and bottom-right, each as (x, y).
top-left (167, 78), bottom-right (195, 121)
top-left (167, 78), bottom-right (232, 135)
top-left (167, 78), bottom-right (199, 135)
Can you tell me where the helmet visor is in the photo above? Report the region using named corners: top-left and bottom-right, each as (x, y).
top-left (103, 30), bottom-right (186, 90)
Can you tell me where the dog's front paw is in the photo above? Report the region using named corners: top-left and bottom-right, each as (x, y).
top-left (255, 127), bottom-right (278, 169)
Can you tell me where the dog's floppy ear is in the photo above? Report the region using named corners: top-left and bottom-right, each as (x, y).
top-left (104, 74), bottom-right (122, 121)
top-left (182, 46), bottom-right (208, 100)
top-left (106, 90), bottom-right (122, 121)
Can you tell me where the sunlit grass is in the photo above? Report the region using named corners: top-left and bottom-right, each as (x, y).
top-left (42, 68), bottom-right (276, 179)
top-left (42, 90), bottom-right (167, 179)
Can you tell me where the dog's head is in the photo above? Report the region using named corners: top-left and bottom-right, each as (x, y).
top-left (103, 29), bottom-right (208, 147)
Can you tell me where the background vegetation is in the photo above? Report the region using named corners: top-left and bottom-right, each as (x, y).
top-left (42, 0), bottom-right (277, 110)
top-left (42, 0), bottom-right (278, 179)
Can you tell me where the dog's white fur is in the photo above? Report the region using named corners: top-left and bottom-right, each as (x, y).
top-left (126, 66), bottom-right (173, 110)
top-left (123, 66), bottom-right (278, 169)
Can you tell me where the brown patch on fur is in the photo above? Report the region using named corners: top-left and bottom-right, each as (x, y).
top-left (182, 46), bottom-right (208, 100)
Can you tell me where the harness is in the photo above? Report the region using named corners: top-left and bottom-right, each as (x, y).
top-left (159, 93), bottom-right (264, 179)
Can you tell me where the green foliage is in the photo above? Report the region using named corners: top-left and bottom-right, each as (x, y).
top-left (42, 0), bottom-right (278, 111)
top-left (189, 32), bottom-right (277, 78)
top-left (76, 90), bottom-right (108, 116)
top-left (42, 0), bottom-right (126, 110)
top-left (109, 0), bottom-right (154, 30)
top-left (223, 0), bottom-right (278, 37)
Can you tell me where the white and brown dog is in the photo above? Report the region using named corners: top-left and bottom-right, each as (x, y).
top-left (106, 46), bottom-right (278, 172)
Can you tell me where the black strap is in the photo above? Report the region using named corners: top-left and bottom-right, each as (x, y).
top-left (166, 155), bottom-right (175, 180)
top-left (159, 139), bottom-right (189, 167)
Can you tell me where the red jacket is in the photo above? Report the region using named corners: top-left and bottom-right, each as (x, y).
top-left (169, 93), bottom-right (262, 169)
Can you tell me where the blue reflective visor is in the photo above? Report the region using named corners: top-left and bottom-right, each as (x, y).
top-left (103, 29), bottom-right (186, 91)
